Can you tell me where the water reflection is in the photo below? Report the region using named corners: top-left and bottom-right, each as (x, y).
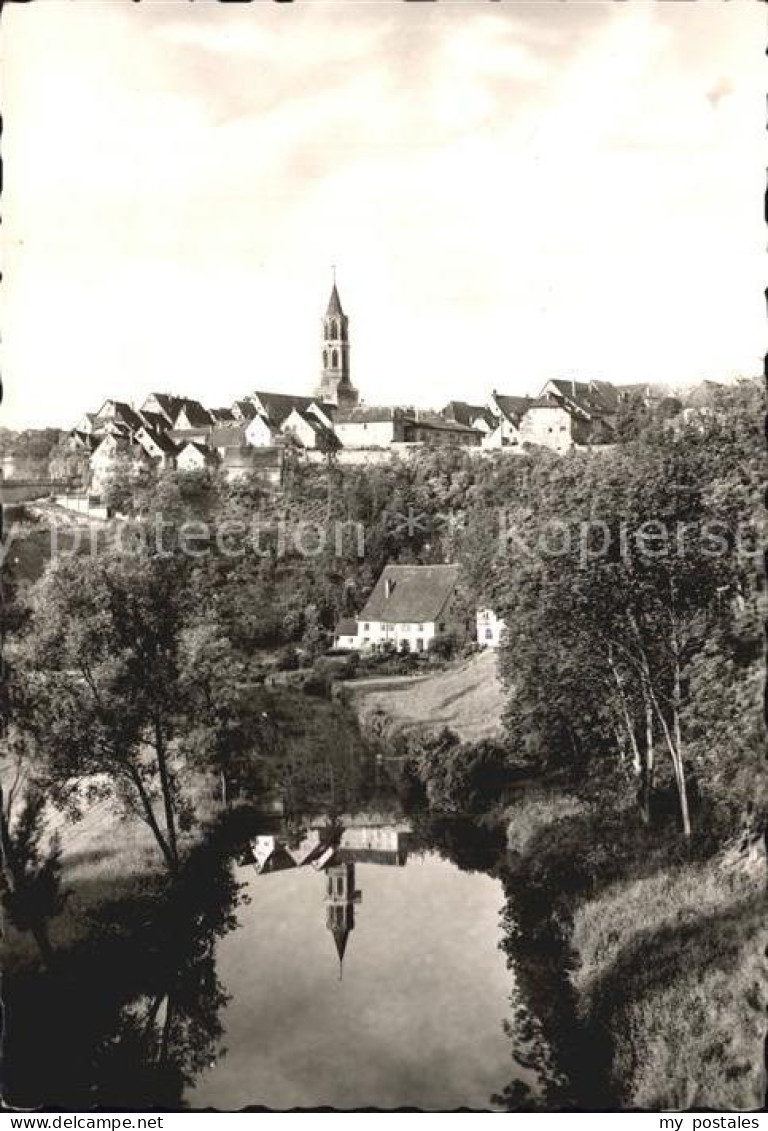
top-left (184, 814), bottom-right (525, 1110)
top-left (240, 818), bottom-right (413, 981)
top-left (4, 808), bottom-right (553, 1111)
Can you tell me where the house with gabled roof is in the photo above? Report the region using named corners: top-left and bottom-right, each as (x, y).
top-left (140, 393), bottom-right (187, 426)
top-left (209, 407), bottom-right (236, 426)
top-left (244, 411), bottom-right (282, 448)
top-left (249, 391), bottom-right (318, 429)
top-left (173, 399), bottom-right (214, 431)
top-left (89, 433), bottom-right (151, 493)
top-left (176, 440), bottom-right (218, 473)
top-left (333, 405), bottom-right (408, 448)
top-left (138, 409), bottom-right (173, 434)
top-left (73, 412), bottom-right (99, 435)
top-left (483, 392), bottom-right (536, 449)
top-left (93, 399), bottom-right (143, 436)
top-left (282, 406), bottom-right (339, 451)
top-left (402, 411), bottom-right (481, 447)
top-left (346, 563), bottom-right (466, 653)
top-left (441, 401), bottom-right (496, 434)
top-left (135, 426), bottom-right (178, 470)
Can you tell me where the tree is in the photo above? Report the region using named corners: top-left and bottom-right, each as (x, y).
top-left (0, 737), bottom-right (67, 967)
top-left (16, 549), bottom-right (210, 873)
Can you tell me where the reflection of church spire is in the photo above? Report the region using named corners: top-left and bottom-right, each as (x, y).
top-left (324, 861), bottom-right (362, 981)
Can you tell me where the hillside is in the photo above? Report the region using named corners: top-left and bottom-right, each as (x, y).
top-left (346, 649), bottom-right (505, 744)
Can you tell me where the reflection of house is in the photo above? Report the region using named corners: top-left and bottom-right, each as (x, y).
top-left (325, 861), bottom-right (362, 979)
top-left (307, 820), bottom-right (413, 867)
top-left (336, 825), bottom-right (411, 867)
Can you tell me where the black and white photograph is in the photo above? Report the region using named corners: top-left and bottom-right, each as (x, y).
top-left (0, 0), bottom-right (765, 1116)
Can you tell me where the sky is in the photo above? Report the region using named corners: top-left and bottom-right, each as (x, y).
top-left (2, 0), bottom-right (765, 430)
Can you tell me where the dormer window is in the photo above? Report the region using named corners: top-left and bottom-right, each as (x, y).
top-left (385, 578), bottom-right (394, 599)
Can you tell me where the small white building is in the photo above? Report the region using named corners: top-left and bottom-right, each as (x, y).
top-left (334, 407), bottom-right (406, 449)
top-left (89, 434), bottom-right (150, 494)
top-left (244, 413), bottom-right (278, 448)
top-left (345, 563), bottom-right (465, 653)
top-left (135, 427), bottom-right (178, 470)
top-left (333, 618), bottom-right (359, 650)
top-left (282, 407), bottom-right (337, 450)
top-left (476, 608), bottom-right (506, 648)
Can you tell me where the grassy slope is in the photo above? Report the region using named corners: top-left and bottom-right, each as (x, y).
top-left (346, 649), bottom-right (506, 743)
top-left (505, 787), bottom-right (766, 1111)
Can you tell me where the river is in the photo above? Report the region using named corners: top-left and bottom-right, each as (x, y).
top-left (184, 814), bottom-right (538, 1111)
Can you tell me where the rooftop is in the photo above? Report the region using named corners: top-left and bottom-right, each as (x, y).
top-left (359, 563), bottom-right (460, 624)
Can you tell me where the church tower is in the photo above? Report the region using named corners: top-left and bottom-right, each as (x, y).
top-left (324, 860), bottom-right (362, 980)
top-left (315, 274), bottom-right (359, 408)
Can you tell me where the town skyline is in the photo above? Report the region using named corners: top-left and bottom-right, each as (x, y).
top-left (2, 1), bottom-right (764, 432)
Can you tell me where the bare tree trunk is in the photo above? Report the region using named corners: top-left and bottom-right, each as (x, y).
top-left (668, 592), bottom-right (692, 838)
top-left (126, 762), bottom-right (177, 873)
top-left (607, 644), bottom-right (641, 775)
top-left (639, 691), bottom-right (655, 826)
top-left (647, 681), bottom-right (691, 838)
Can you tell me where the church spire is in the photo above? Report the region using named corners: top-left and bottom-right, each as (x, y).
top-left (326, 268), bottom-right (344, 317)
top-left (316, 272), bottom-right (358, 408)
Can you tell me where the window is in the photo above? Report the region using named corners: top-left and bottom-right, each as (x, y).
top-left (438, 622), bottom-right (446, 632)
top-left (417, 624), bottom-right (424, 632)
top-left (485, 627), bottom-right (493, 639)
top-left (416, 638), bottom-right (424, 652)
top-left (323, 349), bottom-right (328, 367)
top-left (332, 348), bottom-right (339, 368)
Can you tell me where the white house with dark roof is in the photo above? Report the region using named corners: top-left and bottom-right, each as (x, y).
top-left (484, 392), bottom-right (536, 449)
top-left (334, 406), bottom-right (408, 449)
top-left (177, 440), bottom-right (218, 473)
top-left (135, 426), bottom-right (178, 470)
top-left (282, 406), bottom-right (338, 451)
top-left (346, 563), bottom-right (465, 652)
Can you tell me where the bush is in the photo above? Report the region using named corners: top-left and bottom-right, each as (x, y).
top-left (428, 631), bottom-right (461, 660)
top-left (412, 732), bottom-right (513, 815)
top-left (276, 645), bottom-right (300, 672)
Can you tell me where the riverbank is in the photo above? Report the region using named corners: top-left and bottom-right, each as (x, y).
top-left (502, 784), bottom-right (766, 1111)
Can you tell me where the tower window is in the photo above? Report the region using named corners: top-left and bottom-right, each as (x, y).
top-left (323, 349), bottom-right (328, 368)
top-left (332, 349), bottom-right (339, 368)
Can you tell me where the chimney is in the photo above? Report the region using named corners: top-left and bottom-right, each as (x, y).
top-left (385, 577), bottom-right (394, 599)
top-left (571, 378), bottom-right (576, 396)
